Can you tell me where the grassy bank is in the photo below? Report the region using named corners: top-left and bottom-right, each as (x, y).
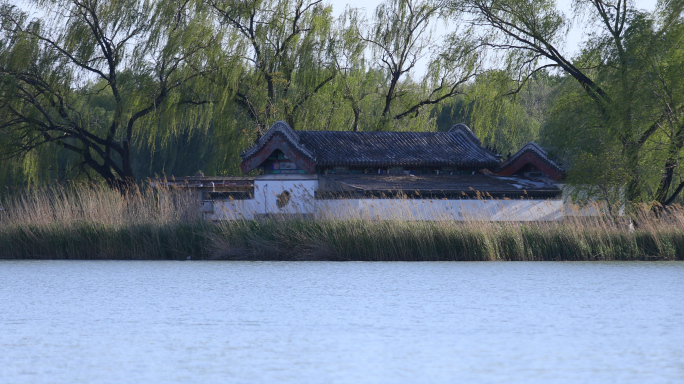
top-left (211, 217), bottom-right (684, 261)
top-left (1, 184), bottom-right (683, 261)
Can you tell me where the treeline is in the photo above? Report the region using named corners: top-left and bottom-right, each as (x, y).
top-left (0, 0), bottom-right (683, 206)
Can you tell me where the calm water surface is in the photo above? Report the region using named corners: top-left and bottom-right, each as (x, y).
top-left (0, 261), bottom-right (682, 383)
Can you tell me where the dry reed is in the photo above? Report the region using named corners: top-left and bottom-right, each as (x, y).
top-left (1, 184), bottom-right (683, 261)
top-left (209, 200), bottom-right (684, 261)
top-left (0, 183), bottom-right (210, 259)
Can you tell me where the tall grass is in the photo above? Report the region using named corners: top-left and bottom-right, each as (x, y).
top-left (1, 184), bottom-right (683, 260)
top-left (0, 183), bottom-right (211, 259)
top-left (210, 214), bottom-right (684, 261)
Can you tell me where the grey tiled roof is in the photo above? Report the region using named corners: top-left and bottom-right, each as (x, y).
top-left (241, 121), bottom-right (501, 169)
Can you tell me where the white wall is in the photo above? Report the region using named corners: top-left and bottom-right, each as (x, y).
top-left (208, 174), bottom-right (318, 220)
top-left (205, 174), bottom-right (563, 221)
top-left (254, 174), bottom-right (318, 215)
top-left (559, 184), bottom-right (625, 217)
top-left (206, 199), bottom-right (259, 221)
top-left (316, 199), bottom-right (563, 221)
top-left (210, 197), bottom-right (563, 221)
top-left (206, 173), bottom-right (563, 221)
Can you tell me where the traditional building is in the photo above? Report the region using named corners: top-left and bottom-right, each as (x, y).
top-left (197, 121), bottom-right (564, 221)
top-left (240, 122), bottom-right (501, 175)
top-left (496, 142), bottom-right (565, 181)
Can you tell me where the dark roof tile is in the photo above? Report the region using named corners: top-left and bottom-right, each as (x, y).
top-left (241, 121), bottom-right (501, 172)
top-left (317, 174), bottom-right (562, 199)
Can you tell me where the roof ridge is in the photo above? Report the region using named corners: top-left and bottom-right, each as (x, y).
top-left (448, 123), bottom-right (480, 144)
top-left (240, 121), bottom-right (315, 161)
top-left (499, 142), bottom-right (563, 172)
top-left (448, 124), bottom-right (502, 159)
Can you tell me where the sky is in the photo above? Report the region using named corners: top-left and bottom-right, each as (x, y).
top-left (327, 0), bottom-right (660, 76)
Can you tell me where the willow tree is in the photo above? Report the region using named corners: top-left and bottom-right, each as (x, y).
top-left (207, 0), bottom-right (336, 137)
top-left (347, 0), bottom-right (481, 131)
top-left (645, 2), bottom-right (684, 206)
top-left (456, 0), bottom-right (684, 204)
top-left (447, 69), bottom-right (559, 155)
top-left (285, 6), bottom-right (387, 132)
top-left (0, 0), bottom-right (219, 188)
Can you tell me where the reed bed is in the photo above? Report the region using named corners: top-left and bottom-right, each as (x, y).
top-left (1, 184), bottom-right (683, 261)
top-left (210, 215), bottom-right (684, 261)
top-left (0, 183), bottom-right (211, 259)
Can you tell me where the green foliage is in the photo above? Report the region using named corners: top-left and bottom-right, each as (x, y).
top-left (0, 0), bottom-right (222, 187)
top-left (456, 0), bottom-right (684, 205)
top-left (208, 0), bottom-right (337, 135)
top-left (460, 71), bottom-right (539, 154)
top-left (1, 0), bottom-right (681, 205)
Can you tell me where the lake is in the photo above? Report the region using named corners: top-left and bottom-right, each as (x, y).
top-left (1, 261), bottom-right (682, 383)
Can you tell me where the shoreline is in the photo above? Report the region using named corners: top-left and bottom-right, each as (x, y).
top-left (2, 185), bottom-right (681, 262)
top-left (1, 219), bottom-right (682, 261)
